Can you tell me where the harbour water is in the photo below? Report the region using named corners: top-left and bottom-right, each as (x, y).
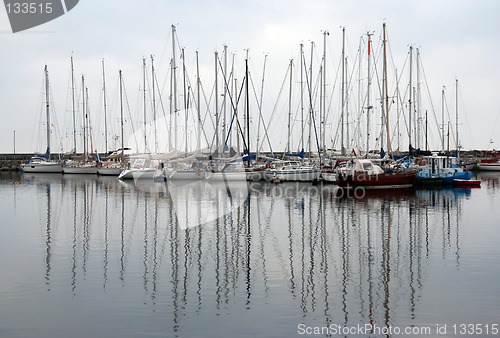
top-left (1, 172), bottom-right (499, 337)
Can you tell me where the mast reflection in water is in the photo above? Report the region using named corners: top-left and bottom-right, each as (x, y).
top-left (0, 172), bottom-right (499, 338)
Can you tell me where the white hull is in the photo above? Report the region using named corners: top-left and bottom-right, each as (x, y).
top-left (265, 168), bottom-right (321, 182)
top-left (478, 163), bottom-right (500, 171)
top-left (63, 166), bottom-right (98, 174)
top-left (206, 171), bottom-right (248, 182)
top-left (118, 169), bottom-right (156, 180)
top-left (167, 169), bottom-right (205, 180)
top-left (321, 172), bottom-right (337, 183)
top-left (98, 167), bottom-right (123, 176)
top-left (246, 170), bottom-right (266, 181)
top-left (20, 162), bottom-right (62, 173)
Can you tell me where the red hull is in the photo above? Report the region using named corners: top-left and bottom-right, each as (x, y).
top-left (453, 179), bottom-right (481, 187)
top-left (337, 171), bottom-right (417, 189)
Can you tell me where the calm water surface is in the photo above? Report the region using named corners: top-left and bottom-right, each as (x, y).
top-left (0, 172), bottom-right (499, 338)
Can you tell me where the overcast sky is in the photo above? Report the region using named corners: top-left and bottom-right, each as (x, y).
top-left (1, 0), bottom-right (499, 154)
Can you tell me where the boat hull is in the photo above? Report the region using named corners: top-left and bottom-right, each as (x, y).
top-left (63, 166), bottom-right (98, 174)
top-left (20, 162), bottom-right (62, 173)
top-left (98, 167), bottom-right (123, 176)
top-left (477, 163), bottom-right (500, 171)
top-left (118, 169), bottom-right (156, 180)
top-left (337, 171), bottom-right (417, 189)
top-left (166, 169), bottom-right (205, 181)
top-left (265, 168), bottom-right (321, 182)
top-left (453, 179), bottom-right (481, 187)
top-left (206, 171), bottom-right (248, 182)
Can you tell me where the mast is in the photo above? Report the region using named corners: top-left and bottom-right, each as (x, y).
top-left (245, 57), bottom-right (250, 167)
top-left (441, 86), bottom-right (446, 151)
top-left (44, 65), bottom-right (51, 157)
top-left (425, 110), bottom-right (428, 151)
top-left (455, 78), bottom-right (459, 158)
top-left (119, 70), bottom-right (124, 162)
top-left (172, 25), bottom-right (178, 151)
top-left (82, 74), bottom-right (87, 158)
top-left (416, 48), bottom-right (421, 149)
top-left (341, 27), bottom-right (345, 156)
top-left (366, 32), bottom-right (373, 156)
top-left (383, 23), bottom-right (391, 157)
top-left (287, 59), bottom-right (293, 153)
top-left (322, 30), bottom-right (328, 155)
top-left (223, 45), bottom-right (228, 148)
top-left (142, 58), bottom-right (147, 154)
top-left (408, 46), bottom-right (413, 151)
top-left (182, 48), bottom-right (188, 155)
top-left (70, 57), bottom-right (77, 154)
top-left (345, 56), bottom-right (349, 155)
top-left (196, 51), bottom-right (201, 152)
top-left (300, 43), bottom-right (304, 154)
top-left (309, 41), bottom-right (313, 159)
top-left (151, 55), bottom-right (157, 153)
top-left (214, 51), bottom-right (219, 153)
top-left (102, 59), bottom-right (108, 153)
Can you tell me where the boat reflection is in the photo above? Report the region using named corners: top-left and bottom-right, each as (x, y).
top-left (22, 175), bottom-right (473, 335)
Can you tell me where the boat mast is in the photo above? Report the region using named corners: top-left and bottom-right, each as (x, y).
top-left (341, 27), bottom-right (346, 156)
top-left (82, 74), bottom-right (87, 158)
top-left (182, 48), bottom-right (188, 155)
top-left (300, 43), bottom-right (304, 155)
top-left (172, 25), bottom-right (178, 151)
top-left (71, 57), bottom-right (77, 154)
top-left (322, 30), bottom-right (328, 156)
top-left (119, 70), bottom-right (124, 162)
top-left (44, 65), bottom-right (51, 157)
top-left (245, 57), bottom-right (251, 167)
top-left (408, 45), bottom-right (413, 151)
top-left (309, 41), bottom-right (314, 159)
top-left (366, 32), bottom-right (373, 156)
top-left (287, 59), bottom-right (293, 153)
top-left (142, 58), bottom-right (147, 154)
top-left (455, 78), bottom-right (459, 158)
top-left (383, 23), bottom-right (391, 157)
top-left (416, 48), bottom-right (421, 149)
top-left (151, 55), bottom-right (157, 153)
top-left (102, 59), bottom-right (108, 153)
top-left (196, 51), bottom-right (201, 152)
top-left (214, 51), bottom-right (219, 153)
top-left (223, 45), bottom-right (228, 148)
top-left (441, 85), bottom-right (446, 151)
top-left (345, 56), bottom-right (350, 155)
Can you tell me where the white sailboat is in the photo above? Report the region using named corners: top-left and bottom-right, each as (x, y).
top-left (63, 73), bottom-right (98, 174)
top-left (264, 160), bottom-right (321, 182)
top-left (20, 65), bottom-right (63, 174)
top-left (98, 69), bottom-right (127, 176)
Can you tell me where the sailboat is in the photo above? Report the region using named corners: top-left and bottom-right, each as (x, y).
top-left (98, 68), bottom-right (127, 176)
top-left (63, 74), bottom-right (98, 174)
top-left (20, 65), bottom-right (63, 173)
top-left (118, 58), bottom-right (179, 180)
top-left (337, 25), bottom-right (417, 190)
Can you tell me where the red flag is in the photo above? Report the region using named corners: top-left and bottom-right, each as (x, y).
top-left (368, 39), bottom-right (371, 56)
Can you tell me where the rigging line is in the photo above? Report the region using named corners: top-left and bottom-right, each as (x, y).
top-left (301, 48), bottom-right (322, 160)
top-left (247, 63), bottom-right (275, 155)
top-left (419, 55), bottom-right (442, 150)
top-left (259, 61), bottom-right (290, 152)
top-left (456, 84), bottom-right (475, 149)
top-left (121, 74), bottom-right (139, 152)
